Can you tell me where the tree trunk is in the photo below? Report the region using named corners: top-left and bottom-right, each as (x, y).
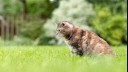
top-left (21, 0), bottom-right (27, 20)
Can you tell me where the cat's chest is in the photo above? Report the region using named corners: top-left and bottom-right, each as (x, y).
top-left (65, 41), bottom-right (79, 50)
top-left (70, 42), bottom-right (80, 48)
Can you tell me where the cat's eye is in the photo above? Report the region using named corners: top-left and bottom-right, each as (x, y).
top-left (62, 23), bottom-right (65, 26)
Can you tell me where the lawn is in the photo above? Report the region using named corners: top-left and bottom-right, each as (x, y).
top-left (0, 45), bottom-right (127, 72)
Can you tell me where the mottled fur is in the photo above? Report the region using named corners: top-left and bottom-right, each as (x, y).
top-left (56, 21), bottom-right (114, 56)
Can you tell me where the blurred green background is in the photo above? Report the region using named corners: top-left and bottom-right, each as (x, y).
top-left (0, 1), bottom-right (127, 72)
top-left (0, 0), bottom-right (127, 46)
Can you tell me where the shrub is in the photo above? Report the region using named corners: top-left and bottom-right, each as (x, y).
top-left (27, 0), bottom-right (59, 18)
top-left (88, 7), bottom-right (127, 45)
top-left (19, 20), bottom-right (44, 40)
top-left (2, 0), bottom-right (22, 15)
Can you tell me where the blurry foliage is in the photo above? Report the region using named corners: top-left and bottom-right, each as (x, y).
top-left (19, 20), bottom-right (44, 40)
top-left (1, 0), bottom-right (59, 17)
top-left (87, 0), bottom-right (127, 45)
top-left (0, 36), bottom-right (33, 46)
top-left (0, 0), bottom-right (3, 13)
top-left (2, 0), bottom-right (22, 15)
top-left (44, 0), bottom-right (94, 44)
top-left (26, 0), bottom-right (59, 19)
top-left (0, 0), bottom-right (59, 45)
top-left (0, 0), bottom-right (127, 46)
top-left (20, 0), bottom-right (59, 45)
top-left (87, 0), bottom-right (127, 14)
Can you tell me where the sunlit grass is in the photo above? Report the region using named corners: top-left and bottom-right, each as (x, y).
top-left (0, 45), bottom-right (127, 72)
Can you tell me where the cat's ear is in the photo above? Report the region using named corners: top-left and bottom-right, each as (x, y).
top-left (64, 21), bottom-right (72, 24)
top-left (57, 23), bottom-right (60, 27)
top-left (56, 21), bottom-right (62, 26)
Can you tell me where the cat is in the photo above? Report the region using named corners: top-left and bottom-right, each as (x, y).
top-left (56, 21), bottom-right (115, 56)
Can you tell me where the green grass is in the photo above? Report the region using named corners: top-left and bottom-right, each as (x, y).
top-left (0, 45), bottom-right (127, 72)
